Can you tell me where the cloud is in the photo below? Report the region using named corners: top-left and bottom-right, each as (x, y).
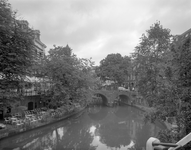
top-left (9, 0), bottom-right (191, 65)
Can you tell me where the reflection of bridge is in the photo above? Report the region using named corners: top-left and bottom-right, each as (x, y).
top-left (88, 89), bottom-right (137, 106)
top-left (87, 105), bottom-right (162, 143)
top-left (87, 105), bottom-right (144, 123)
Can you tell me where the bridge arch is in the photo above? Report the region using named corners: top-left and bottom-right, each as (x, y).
top-left (88, 89), bottom-right (135, 106)
top-left (94, 93), bottom-right (108, 105)
top-left (118, 94), bottom-right (131, 105)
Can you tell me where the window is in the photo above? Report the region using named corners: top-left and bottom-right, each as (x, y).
top-left (39, 52), bottom-right (42, 58)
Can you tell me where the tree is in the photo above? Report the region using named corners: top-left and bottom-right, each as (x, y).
top-left (132, 21), bottom-right (172, 106)
top-left (172, 37), bottom-right (191, 144)
top-left (41, 45), bottom-right (95, 107)
top-left (0, 0), bottom-right (35, 106)
top-left (153, 37), bottom-right (191, 149)
top-left (133, 23), bottom-right (191, 147)
top-left (96, 53), bottom-right (131, 86)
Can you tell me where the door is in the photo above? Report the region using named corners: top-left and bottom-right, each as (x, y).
top-left (0, 110), bottom-right (4, 120)
top-left (28, 102), bottom-right (33, 110)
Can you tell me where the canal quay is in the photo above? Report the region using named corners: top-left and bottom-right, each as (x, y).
top-left (0, 103), bottom-right (166, 150)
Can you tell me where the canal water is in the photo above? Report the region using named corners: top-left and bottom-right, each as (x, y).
top-left (0, 104), bottom-right (166, 150)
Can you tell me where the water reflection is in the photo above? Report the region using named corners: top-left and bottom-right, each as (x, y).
top-left (88, 105), bottom-right (108, 121)
top-left (0, 105), bottom-right (166, 150)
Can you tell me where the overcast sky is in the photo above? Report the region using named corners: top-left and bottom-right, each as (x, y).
top-left (9, 0), bottom-right (191, 65)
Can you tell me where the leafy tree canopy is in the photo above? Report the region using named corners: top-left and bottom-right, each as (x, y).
top-left (132, 21), bottom-right (172, 106)
top-left (133, 22), bottom-right (191, 147)
top-left (0, 0), bottom-right (35, 105)
top-left (41, 45), bottom-right (95, 106)
top-left (96, 53), bottom-right (131, 86)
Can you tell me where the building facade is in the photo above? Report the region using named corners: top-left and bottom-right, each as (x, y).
top-left (175, 28), bottom-right (191, 43)
top-left (18, 20), bottom-right (46, 61)
top-left (18, 20), bottom-right (47, 110)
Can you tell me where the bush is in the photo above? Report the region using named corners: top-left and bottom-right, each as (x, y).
top-left (8, 128), bottom-right (19, 136)
top-left (23, 123), bottom-right (33, 130)
top-left (0, 129), bottom-right (9, 138)
top-left (157, 129), bottom-right (179, 143)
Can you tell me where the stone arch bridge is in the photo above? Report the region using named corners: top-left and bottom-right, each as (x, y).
top-left (87, 89), bottom-right (137, 106)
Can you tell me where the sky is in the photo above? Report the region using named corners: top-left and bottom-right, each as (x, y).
top-left (9, 0), bottom-right (191, 65)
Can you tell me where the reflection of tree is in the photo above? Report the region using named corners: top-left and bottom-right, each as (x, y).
top-left (38, 131), bottom-right (57, 150)
top-left (1, 105), bottom-right (164, 150)
top-left (88, 105), bottom-right (102, 114)
top-left (21, 131), bottom-right (57, 150)
top-left (55, 128), bottom-right (64, 150)
top-left (22, 114), bottom-right (96, 150)
top-left (0, 125), bottom-right (59, 150)
top-left (115, 105), bottom-right (143, 121)
top-left (115, 106), bottom-right (132, 119)
top-left (60, 122), bottom-right (96, 150)
top-left (134, 123), bottom-right (152, 150)
top-left (98, 122), bottom-right (131, 148)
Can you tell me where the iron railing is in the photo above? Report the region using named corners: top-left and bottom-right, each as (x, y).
top-left (146, 132), bottom-right (191, 150)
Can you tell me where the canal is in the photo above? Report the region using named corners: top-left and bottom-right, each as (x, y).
top-left (0, 104), bottom-right (166, 150)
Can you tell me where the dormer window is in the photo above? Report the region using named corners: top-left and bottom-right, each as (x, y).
top-left (35, 49), bottom-right (37, 55)
top-left (23, 24), bottom-right (27, 29)
top-left (39, 52), bottom-right (42, 58)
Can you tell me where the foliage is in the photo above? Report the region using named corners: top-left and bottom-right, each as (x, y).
top-left (134, 22), bottom-right (191, 147)
top-left (173, 37), bottom-right (191, 148)
top-left (0, 0), bottom-right (35, 106)
top-left (157, 129), bottom-right (179, 143)
top-left (132, 21), bottom-right (173, 107)
top-left (40, 45), bottom-right (95, 106)
top-left (151, 37), bottom-right (191, 147)
top-left (96, 53), bottom-right (131, 86)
